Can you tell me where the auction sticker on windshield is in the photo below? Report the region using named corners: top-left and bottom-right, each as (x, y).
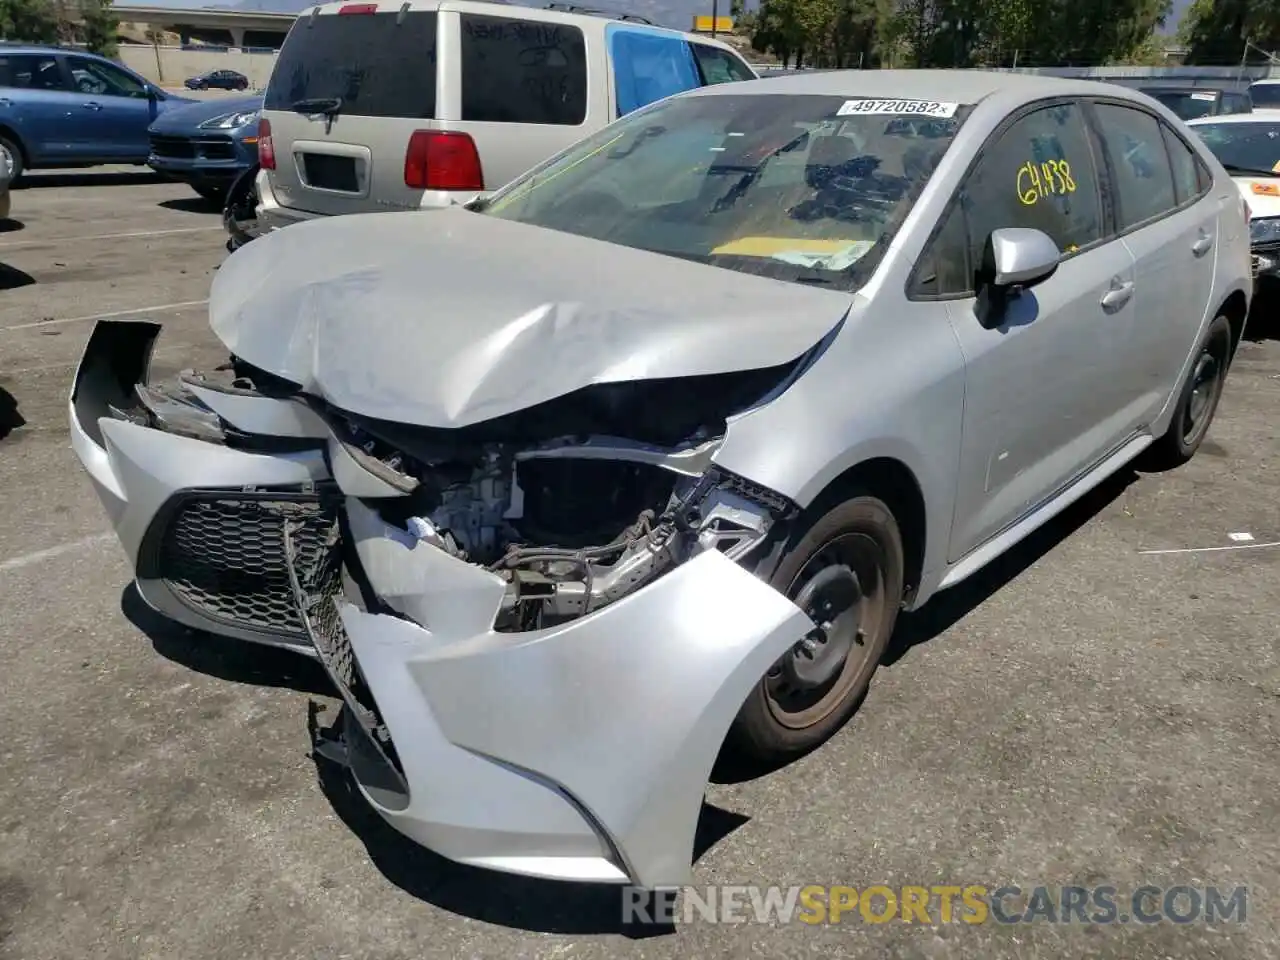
top-left (837, 99), bottom-right (960, 118)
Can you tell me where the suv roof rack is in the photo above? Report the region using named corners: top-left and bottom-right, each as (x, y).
top-left (544, 3), bottom-right (653, 24)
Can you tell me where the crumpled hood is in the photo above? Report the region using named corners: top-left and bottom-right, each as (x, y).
top-left (209, 207), bottom-right (853, 428)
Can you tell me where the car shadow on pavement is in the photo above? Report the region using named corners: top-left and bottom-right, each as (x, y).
top-left (0, 263), bottom-right (36, 290)
top-left (308, 700), bottom-right (741, 937)
top-left (120, 583), bottom-right (335, 697)
top-left (159, 196), bottom-right (223, 214)
top-left (18, 171), bottom-right (163, 189)
top-left (0, 218), bottom-right (23, 233)
top-left (0, 385), bottom-right (25, 440)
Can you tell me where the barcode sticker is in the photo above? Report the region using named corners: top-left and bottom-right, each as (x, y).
top-left (836, 99), bottom-right (960, 118)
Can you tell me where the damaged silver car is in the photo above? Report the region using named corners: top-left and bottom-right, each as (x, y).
top-left (70, 71), bottom-right (1250, 890)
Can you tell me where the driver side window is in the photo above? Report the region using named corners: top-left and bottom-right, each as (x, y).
top-left (67, 57), bottom-right (147, 98)
top-left (914, 101), bottom-right (1104, 297)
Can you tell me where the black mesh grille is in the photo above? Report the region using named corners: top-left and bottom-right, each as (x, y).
top-left (153, 492), bottom-right (335, 640)
top-left (285, 517), bottom-right (401, 772)
top-left (150, 134), bottom-right (195, 159)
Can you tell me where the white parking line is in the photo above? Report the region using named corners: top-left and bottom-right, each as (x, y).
top-left (0, 225), bottom-right (222, 248)
top-left (1139, 541), bottom-right (1280, 556)
top-left (1, 299), bottom-right (209, 333)
top-left (0, 533), bottom-right (114, 573)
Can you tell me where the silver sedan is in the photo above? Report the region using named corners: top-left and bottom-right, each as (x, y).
top-left (68, 69), bottom-right (1251, 890)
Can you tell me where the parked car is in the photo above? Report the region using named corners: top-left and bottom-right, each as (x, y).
top-left (1138, 85), bottom-right (1251, 121)
top-left (147, 96), bottom-right (261, 203)
top-left (184, 69), bottom-right (250, 91)
top-left (246, 0), bottom-right (758, 242)
top-left (0, 44), bottom-right (193, 181)
top-left (1248, 78), bottom-right (1280, 110)
top-left (1188, 112), bottom-right (1280, 301)
top-left (70, 70), bottom-right (1250, 891)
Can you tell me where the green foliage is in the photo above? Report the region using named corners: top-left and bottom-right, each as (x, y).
top-left (1180, 0), bottom-right (1280, 65)
top-left (79, 0), bottom-right (118, 57)
top-left (750, 0), bottom-right (1173, 67)
top-left (0, 0), bottom-right (58, 44)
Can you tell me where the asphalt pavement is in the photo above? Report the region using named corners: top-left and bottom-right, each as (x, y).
top-left (0, 168), bottom-right (1277, 960)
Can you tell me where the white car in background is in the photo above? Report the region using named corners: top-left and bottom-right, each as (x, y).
top-left (1188, 112), bottom-right (1280, 284)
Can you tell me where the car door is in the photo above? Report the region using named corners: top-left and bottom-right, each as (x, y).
top-left (605, 23), bottom-right (702, 117)
top-left (1087, 101), bottom-right (1218, 428)
top-left (687, 40), bottom-right (757, 86)
top-left (0, 53), bottom-right (82, 163)
top-left (63, 56), bottom-right (156, 160)
top-left (919, 100), bottom-right (1139, 562)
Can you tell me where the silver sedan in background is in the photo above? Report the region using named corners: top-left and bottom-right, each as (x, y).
top-left (68, 70), bottom-right (1251, 891)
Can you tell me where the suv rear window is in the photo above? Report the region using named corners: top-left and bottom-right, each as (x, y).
top-left (459, 14), bottom-right (587, 125)
top-left (264, 11), bottom-right (437, 118)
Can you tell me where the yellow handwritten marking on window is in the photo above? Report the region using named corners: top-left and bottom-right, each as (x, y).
top-left (1251, 181), bottom-right (1280, 197)
top-left (1017, 158), bottom-right (1077, 206)
top-left (711, 237), bottom-right (859, 257)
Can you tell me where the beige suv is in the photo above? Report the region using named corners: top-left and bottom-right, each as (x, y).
top-left (251, 0), bottom-right (757, 233)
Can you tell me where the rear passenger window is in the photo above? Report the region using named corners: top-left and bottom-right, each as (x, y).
top-left (1091, 103), bottom-right (1177, 229)
top-left (264, 11), bottom-right (437, 118)
top-left (690, 43), bottom-right (755, 85)
top-left (608, 25), bottom-right (701, 116)
top-left (460, 15), bottom-right (587, 125)
top-left (0, 54), bottom-right (65, 91)
top-left (1161, 123), bottom-right (1205, 205)
top-left (956, 102), bottom-right (1104, 267)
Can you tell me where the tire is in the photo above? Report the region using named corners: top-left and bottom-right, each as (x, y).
top-left (0, 135), bottom-right (25, 185)
top-left (722, 493), bottom-right (905, 767)
top-left (1142, 314), bottom-right (1233, 471)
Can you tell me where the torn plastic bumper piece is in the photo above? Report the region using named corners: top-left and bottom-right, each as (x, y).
top-left (68, 319), bottom-right (330, 651)
top-left (292, 497), bottom-right (815, 888)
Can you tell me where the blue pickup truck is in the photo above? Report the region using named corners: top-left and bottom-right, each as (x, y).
top-left (0, 44), bottom-right (193, 181)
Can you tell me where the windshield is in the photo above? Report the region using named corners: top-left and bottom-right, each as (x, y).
top-left (481, 93), bottom-right (970, 289)
top-left (1192, 121), bottom-right (1280, 175)
top-left (1250, 83), bottom-right (1280, 108)
top-left (1148, 90), bottom-right (1219, 121)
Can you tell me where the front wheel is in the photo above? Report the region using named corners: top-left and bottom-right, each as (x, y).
top-left (723, 494), bottom-right (905, 767)
top-left (1142, 314), bottom-right (1233, 470)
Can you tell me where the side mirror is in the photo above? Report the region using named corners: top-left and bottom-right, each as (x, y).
top-left (975, 227), bottom-right (1060, 329)
top-left (145, 83), bottom-right (162, 101)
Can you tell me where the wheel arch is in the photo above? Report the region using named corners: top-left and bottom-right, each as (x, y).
top-left (1218, 287), bottom-right (1249, 356)
top-left (0, 125), bottom-right (31, 168)
top-left (803, 456), bottom-right (929, 607)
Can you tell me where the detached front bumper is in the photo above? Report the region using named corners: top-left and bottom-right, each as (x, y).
top-left (69, 320), bottom-right (331, 652)
top-left (69, 320), bottom-right (817, 889)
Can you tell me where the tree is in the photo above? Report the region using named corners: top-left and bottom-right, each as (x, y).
top-left (1180, 0), bottom-right (1280, 65)
top-left (0, 0), bottom-right (59, 44)
top-left (78, 0), bottom-right (118, 57)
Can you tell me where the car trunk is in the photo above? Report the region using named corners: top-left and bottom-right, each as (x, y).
top-left (261, 7), bottom-right (441, 217)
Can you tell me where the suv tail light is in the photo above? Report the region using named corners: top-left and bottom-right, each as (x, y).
top-left (258, 117), bottom-right (275, 170)
top-left (404, 130), bottom-right (484, 192)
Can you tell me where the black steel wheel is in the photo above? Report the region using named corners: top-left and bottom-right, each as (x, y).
top-left (1143, 314), bottom-right (1233, 470)
top-left (724, 493), bottom-right (904, 766)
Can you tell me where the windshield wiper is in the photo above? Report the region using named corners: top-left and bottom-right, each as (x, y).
top-left (1222, 162), bottom-right (1279, 178)
top-left (291, 97), bottom-right (343, 117)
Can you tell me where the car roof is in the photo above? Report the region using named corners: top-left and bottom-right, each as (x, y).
top-left (303, 0), bottom-right (739, 45)
top-left (0, 42), bottom-right (100, 56)
top-left (1250, 79), bottom-right (1280, 86)
top-left (691, 68), bottom-right (1149, 105)
top-left (1187, 109), bottom-right (1280, 125)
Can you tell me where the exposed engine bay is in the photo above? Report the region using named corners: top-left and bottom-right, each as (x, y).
top-left (118, 356), bottom-right (804, 634)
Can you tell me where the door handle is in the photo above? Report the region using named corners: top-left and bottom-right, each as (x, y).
top-left (1100, 279), bottom-right (1134, 311)
top-left (1191, 233), bottom-right (1213, 257)
top-left (82, 101), bottom-right (102, 111)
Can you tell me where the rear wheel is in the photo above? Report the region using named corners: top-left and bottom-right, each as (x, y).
top-left (1142, 314), bottom-right (1233, 470)
top-left (723, 494), bottom-right (905, 767)
top-left (0, 135), bottom-right (24, 185)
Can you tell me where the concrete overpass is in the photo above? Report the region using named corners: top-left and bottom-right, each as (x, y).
top-left (110, 3), bottom-right (297, 48)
